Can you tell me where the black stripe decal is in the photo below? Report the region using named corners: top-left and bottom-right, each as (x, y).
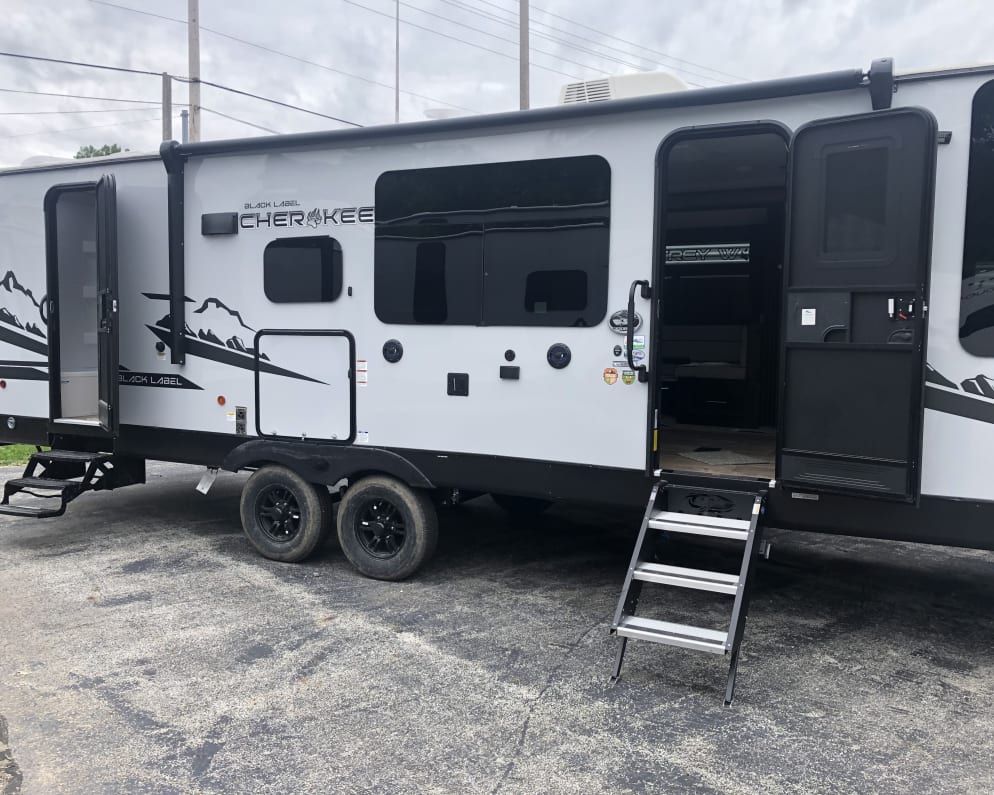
top-left (0, 365), bottom-right (48, 381)
top-left (925, 385), bottom-right (994, 425)
top-left (146, 325), bottom-right (325, 384)
top-left (0, 325), bottom-right (47, 356)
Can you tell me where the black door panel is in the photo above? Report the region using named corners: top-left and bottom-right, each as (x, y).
top-left (779, 109), bottom-right (937, 501)
top-left (96, 174), bottom-right (119, 435)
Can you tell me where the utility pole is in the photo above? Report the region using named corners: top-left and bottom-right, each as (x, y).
top-left (180, 110), bottom-right (189, 144)
top-left (394, 0), bottom-right (400, 123)
top-left (161, 72), bottom-right (172, 141)
top-left (188, 0), bottom-right (202, 141)
top-left (519, 0), bottom-right (529, 110)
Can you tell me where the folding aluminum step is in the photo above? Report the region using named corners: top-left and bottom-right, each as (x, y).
top-left (648, 509), bottom-right (750, 541)
top-left (615, 615), bottom-right (728, 654)
top-left (610, 481), bottom-right (768, 704)
top-left (0, 503), bottom-right (66, 518)
top-left (632, 562), bottom-right (740, 595)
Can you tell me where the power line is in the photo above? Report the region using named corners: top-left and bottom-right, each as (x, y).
top-left (0, 107), bottom-right (169, 116)
top-left (88, 0), bottom-right (479, 114)
top-left (438, 0), bottom-right (724, 86)
top-left (0, 50), bottom-right (164, 77)
top-left (201, 106), bottom-right (279, 134)
top-left (497, 0), bottom-right (748, 82)
top-left (0, 113), bottom-right (165, 140)
top-left (173, 75), bottom-right (362, 128)
top-left (340, 0), bottom-right (582, 80)
top-left (402, 0), bottom-right (716, 87)
top-left (0, 52), bottom-right (363, 128)
top-left (0, 87), bottom-right (166, 105)
top-left (393, 0), bottom-right (677, 81)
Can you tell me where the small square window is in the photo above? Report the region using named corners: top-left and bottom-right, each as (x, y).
top-left (264, 236), bottom-right (342, 303)
top-left (823, 147), bottom-right (889, 254)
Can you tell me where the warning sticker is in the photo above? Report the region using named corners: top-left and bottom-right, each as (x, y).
top-left (603, 367), bottom-right (618, 385)
top-left (356, 359), bottom-right (368, 387)
top-left (622, 370), bottom-right (636, 385)
top-left (632, 335), bottom-right (645, 350)
top-left (356, 430), bottom-right (369, 444)
top-left (801, 308), bottom-right (816, 326)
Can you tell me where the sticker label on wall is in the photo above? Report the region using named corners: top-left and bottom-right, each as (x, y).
top-left (613, 360), bottom-right (629, 369)
top-left (622, 370), bottom-right (636, 385)
top-left (801, 308), bottom-right (817, 326)
top-left (226, 411), bottom-right (236, 422)
top-left (632, 349), bottom-right (646, 364)
top-left (356, 430), bottom-right (369, 444)
top-left (632, 336), bottom-right (645, 350)
top-left (356, 359), bottom-right (368, 387)
top-left (603, 367), bottom-right (618, 385)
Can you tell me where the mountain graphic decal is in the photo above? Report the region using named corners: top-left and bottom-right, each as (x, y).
top-left (0, 270), bottom-right (48, 356)
top-left (144, 292), bottom-right (325, 384)
top-left (925, 363), bottom-right (994, 425)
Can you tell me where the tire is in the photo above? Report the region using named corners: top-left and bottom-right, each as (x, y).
top-left (491, 493), bottom-right (552, 517)
top-left (240, 465), bottom-right (333, 563)
top-left (337, 475), bottom-right (438, 581)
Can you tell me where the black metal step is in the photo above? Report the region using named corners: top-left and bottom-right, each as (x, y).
top-left (33, 449), bottom-right (109, 464)
top-left (0, 503), bottom-right (66, 518)
top-left (6, 477), bottom-right (79, 492)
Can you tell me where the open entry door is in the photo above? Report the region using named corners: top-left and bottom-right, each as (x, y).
top-left (96, 174), bottom-right (119, 434)
top-left (778, 108), bottom-right (937, 501)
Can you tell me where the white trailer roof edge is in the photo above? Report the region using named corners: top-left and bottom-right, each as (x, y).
top-left (158, 59), bottom-right (994, 166)
top-left (161, 64), bottom-right (873, 165)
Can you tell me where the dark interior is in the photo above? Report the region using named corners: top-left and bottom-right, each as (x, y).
top-left (655, 130), bottom-right (788, 478)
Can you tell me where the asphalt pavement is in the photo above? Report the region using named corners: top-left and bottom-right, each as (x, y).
top-left (0, 462), bottom-right (992, 794)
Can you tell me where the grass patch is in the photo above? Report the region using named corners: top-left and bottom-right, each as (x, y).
top-left (0, 445), bottom-right (40, 466)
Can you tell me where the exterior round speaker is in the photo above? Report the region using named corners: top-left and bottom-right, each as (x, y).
top-left (547, 343), bottom-right (571, 369)
top-left (382, 339), bottom-right (404, 363)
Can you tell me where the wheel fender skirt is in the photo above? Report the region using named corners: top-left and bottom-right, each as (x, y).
top-left (222, 440), bottom-right (434, 489)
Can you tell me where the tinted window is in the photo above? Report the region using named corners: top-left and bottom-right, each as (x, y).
top-left (961, 80), bottom-right (994, 355)
top-left (823, 146), bottom-right (889, 254)
top-left (264, 236), bottom-right (342, 303)
top-left (374, 224), bottom-right (483, 324)
top-left (374, 156), bottom-right (610, 326)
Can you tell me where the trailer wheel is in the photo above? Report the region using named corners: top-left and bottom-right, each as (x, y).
top-left (337, 476), bottom-right (438, 581)
top-left (491, 493), bottom-right (552, 516)
top-left (240, 465), bottom-right (333, 563)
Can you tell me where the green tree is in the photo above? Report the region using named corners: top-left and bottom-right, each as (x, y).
top-left (74, 143), bottom-right (128, 159)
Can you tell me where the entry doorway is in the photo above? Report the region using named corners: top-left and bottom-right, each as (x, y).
top-left (653, 127), bottom-right (788, 480)
top-left (44, 176), bottom-right (119, 435)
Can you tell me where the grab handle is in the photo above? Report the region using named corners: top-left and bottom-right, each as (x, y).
top-left (627, 279), bottom-right (650, 383)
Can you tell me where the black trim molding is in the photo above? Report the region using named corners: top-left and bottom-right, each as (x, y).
top-left (0, 415), bottom-right (48, 445)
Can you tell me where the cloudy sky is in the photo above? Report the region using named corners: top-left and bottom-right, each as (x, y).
top-left (1, 0), bottom-right (991, 166)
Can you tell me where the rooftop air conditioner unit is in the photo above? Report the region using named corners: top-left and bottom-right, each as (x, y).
top-left (559, 72), bottom-right (688, 104)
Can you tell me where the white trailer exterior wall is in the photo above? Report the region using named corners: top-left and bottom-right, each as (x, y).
top-left (1, 62), bottom-right (993, 553)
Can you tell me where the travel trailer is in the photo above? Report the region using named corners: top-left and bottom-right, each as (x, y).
top-left (2, 58), bottom-right (993, 701)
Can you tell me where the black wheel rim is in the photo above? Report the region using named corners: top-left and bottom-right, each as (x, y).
top-left (355, 498), bottom-right (407, 559)
top-left (256, 484), bottom-right (303, 543)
